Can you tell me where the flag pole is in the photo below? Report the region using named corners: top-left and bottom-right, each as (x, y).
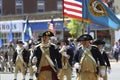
top-left (81, 20), bottom-right (84, 34)
top-left (62, 0), bottom-right (65, 40)
top-left (22, 16), bottom-right (28, 42)
top-left (22, 17), bottom-right (25, 43)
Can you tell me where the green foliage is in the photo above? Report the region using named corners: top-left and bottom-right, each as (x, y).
top-left (67, 19), bottom-right (84, 38)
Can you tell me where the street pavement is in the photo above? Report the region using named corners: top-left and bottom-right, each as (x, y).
top-left (0, 59), bottom-right (120, 80)
top-left (107, 59), bottom-right (120, 80)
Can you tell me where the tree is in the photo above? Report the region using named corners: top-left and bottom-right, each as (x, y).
top-left (67, 19), bottom-right (84, 38)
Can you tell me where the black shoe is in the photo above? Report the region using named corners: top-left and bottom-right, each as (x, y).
top-left (29, 79), bottom-right (33, 80)
top-left (14, 79), bottom-right (17, 80)
top-left (8, 68), bottom-right (10, 72)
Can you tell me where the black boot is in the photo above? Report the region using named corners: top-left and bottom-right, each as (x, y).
top-left (8, 68), bottom-right (10, 72)
top-left (0, 67), bottom-right (1, 71)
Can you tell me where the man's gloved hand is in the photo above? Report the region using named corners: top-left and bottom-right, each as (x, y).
top-left (32, 56), bottom-right (37, 65)
top-left (63, 53), bottom-right (70, 59)
top-left (107, 67), bottom-right (111, 74)
top-left (99, 66), bottom-right (106, 77)
top-left (74, 63), bottom-right (81, 72)
top-left (57, 69), bottom-right (62, 79)
top-left (100, 69), bottom-right (105, 77)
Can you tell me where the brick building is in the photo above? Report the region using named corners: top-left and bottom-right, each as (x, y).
top-left (0, 0), bottom-right (62, 16)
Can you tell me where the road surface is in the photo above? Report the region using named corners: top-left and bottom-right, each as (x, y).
top-left (0, 59), bottom-right (120, 80)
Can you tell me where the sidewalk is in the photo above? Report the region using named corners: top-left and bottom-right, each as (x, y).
top-left (109, 58), bottom-right (120, 62)
top-left (108, 61), bottom-right (120, 80)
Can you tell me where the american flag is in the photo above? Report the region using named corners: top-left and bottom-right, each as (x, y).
top-left (48, 19), bottom-right (56, 36)
top-left (63, 0), bottom-right (82, 20)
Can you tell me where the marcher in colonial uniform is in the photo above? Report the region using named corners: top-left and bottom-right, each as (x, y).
top-left (28, 43), bottom-right (36, 80)
top-left (13, 40), bottom-right (29, 80)
top-left (93, 39), bottom-right (111, 80)
top-left (32, 31), bottom-right (62, 80)
top-left (7, 42), bottom-right (15, 72)
top-left (0, 50), bottom-right (4, 71)
top-left (58, 40), bottom-right (74, 80)
top-left (75, 34), bottom-right (105, 80)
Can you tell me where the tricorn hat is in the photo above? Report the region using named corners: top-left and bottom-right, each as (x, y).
top-left (60, 39), bottom-right (69, 45)
top-left (93, 39), bottom-right (105, 45)
top-left (42, 31), bottom-right (54, 37)
top-left (77, 34), bottom-right (93, 41)
top-left (17, 40), bottom-right (24, 44)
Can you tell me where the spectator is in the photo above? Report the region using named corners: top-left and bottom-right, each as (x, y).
top-left (113, 42), bottom-right (119, 62)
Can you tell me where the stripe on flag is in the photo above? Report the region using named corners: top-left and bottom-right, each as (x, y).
top-left (48, 23), bottom-right (54, 30)
top-left (48, 20), bottom-right (56, 36)
top-left (64, 0), bottom-right (82, 20)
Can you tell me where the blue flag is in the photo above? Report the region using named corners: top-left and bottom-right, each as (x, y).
top-left (82, 0), bottom-right (120, 29)
top-left (8, 22), bottom-right (13, 43)
top-left (24, 17), bottom-right (33, 41)
top-left (0, 32), bottom-right (2, 47)
top-left (0, 39), bottom-right (2, 48)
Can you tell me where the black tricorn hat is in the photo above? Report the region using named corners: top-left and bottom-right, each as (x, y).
top-left (17, 40), bottom-right (24, 44)
top-left (93, 39), bottom-right (105, 45)
top-left (60, 39), bottom-right (69, 45)
top-left (42, 31), bottom-right (54, 37)
top-left (77, 34), bottom-right (93, 41)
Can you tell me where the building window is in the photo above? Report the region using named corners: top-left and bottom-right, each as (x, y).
top-left (57, 0), bottom-right (62, 11)
top-left (0, 0), bottom-right (2, 15)
top-left (15, 0), bottom-right (23, 14)
top-left (37, 0), bottom-right (45, 12)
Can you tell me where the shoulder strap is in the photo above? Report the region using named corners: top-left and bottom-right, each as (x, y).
top-left (80, 49), bottom-right (96, 66)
